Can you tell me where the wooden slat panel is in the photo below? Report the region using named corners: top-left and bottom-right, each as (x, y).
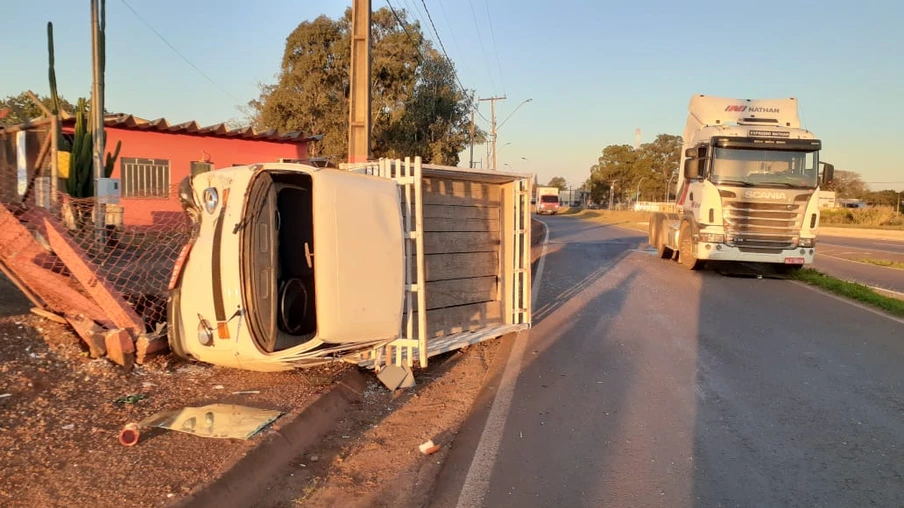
top-left (421, 178), bottom-right (501, 206)
top-left (403, 204), bottom-right (500, 221)
top-left (406, 301), bottom-right (504, 338)
top-left (425, 276), bottom-right (497, 310)
top-left (424, 231), bottom-right (500, 255)
top-left (423, 217), bottom-right (499, 232)
top-left (424, 252), bottom-right (497, 282)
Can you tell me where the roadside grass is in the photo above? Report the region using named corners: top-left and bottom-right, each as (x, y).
top-left (858, 258), bottom-right (904, 270)
top-left (790, 268), bottom-right (904, 317)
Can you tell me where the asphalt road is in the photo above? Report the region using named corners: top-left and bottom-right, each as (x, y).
top-left (431, 215), bottom-right (904, 508)
top-left (815, 235), bottom-right (904, 294)
top-left (819, 235), bottom-right (904, 256)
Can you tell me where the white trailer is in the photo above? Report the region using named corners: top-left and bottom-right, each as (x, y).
top-left (649, 95), bottom-right (834, 271)
top-left (535, 186), bottom-right (560, 214)
top-left (167, 157), bottom-right (532, 372)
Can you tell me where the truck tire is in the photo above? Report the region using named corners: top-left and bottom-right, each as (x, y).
top-left (649, 214), bottom-right (673, 259)
top-left (679, 222), bottom-right (704, 270)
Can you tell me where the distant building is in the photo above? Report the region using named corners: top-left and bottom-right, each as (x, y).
top-left (1, 113), bottom-right (321, 226)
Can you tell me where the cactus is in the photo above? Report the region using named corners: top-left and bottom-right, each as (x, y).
top-left (104, 140), bottom-right (120, 177)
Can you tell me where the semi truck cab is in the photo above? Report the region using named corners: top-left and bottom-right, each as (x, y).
top-left (650, 95), bottom-right (834, 271)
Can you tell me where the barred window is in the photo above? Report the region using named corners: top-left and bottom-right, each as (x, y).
top-left (121, 158), bottom-right (170, 197)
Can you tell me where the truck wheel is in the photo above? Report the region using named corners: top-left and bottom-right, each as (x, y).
top-left (648, 214), bottom-right (661, 249)
top-left (679, 222), bottom-right (704, 270)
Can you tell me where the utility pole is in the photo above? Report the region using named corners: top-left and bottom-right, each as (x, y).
top-left (608, 181), bottom-right (616, 210)
top-left (90, 0), bottom-right (106, 245)
top-left (469, 108), bottom-right (475, 168)
top-left (479, 95), bottom-right (505, 170)
top-left (348, 0), bottom-right (371, 163)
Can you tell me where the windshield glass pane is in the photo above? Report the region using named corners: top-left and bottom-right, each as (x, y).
top-left (540, 195), bottom-right (558, 203)
top-left (712, 148), bottom-right (818, 188)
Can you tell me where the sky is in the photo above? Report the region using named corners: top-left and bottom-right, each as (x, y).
top-left (3, 0), bottom-right (903, 190)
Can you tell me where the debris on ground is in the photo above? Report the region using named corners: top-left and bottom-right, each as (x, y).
top-left (419, 439), bottom-right (441, 455)
top-left (118, 403), bottom-right (283, 446)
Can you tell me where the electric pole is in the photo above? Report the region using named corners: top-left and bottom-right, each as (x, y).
top-left (479, 95), bottom-right (505, 170)
top-left (91, 0), bottom-right (106, 245)
top-left (469, 108), bottom-right (475, 168)
top-left (348, 0), bottom-right (371, 163)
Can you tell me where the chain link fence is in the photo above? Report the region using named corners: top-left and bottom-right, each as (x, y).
top-left (0, 125), bottom-right (190, 332)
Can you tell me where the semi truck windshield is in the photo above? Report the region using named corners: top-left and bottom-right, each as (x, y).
top-left (711, 148), bottom-right (818, 188)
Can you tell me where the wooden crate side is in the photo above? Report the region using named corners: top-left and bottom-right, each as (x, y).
top-left (425, 276), bottom-right (497, 310)
top-left (424, 252), bottom-right (497, 282)
top-left (423, 231), bottom-right (500, 255)
top-left (423, 216), bottom-right (500, 233)
top-left (403, 204), bottom-right (500, 221)
top-left (422, 178), bottom-right (501, 206)
top-left (406, 301), bottom-right (504, 338)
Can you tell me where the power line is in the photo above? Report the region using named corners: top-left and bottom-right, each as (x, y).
top-left (482, 0), bottom-right (505, 94)
top-left (119, 0), bottom-right (242, 107)
top-left (467, 0), bottom-right (498, 93)
top-left (417, 0), bottom-right (468, 98)
top-left (385, 0), bottom-right (427, 63)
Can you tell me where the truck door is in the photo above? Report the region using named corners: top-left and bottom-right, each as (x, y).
top-left (313, 170), bottom-right (405, 344)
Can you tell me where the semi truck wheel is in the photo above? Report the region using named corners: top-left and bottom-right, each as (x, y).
top-left (679, 222), bottom-right (704, 271)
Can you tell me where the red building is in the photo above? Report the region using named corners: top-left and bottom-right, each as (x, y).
top-left (62, 114), bottom-right (320, 226)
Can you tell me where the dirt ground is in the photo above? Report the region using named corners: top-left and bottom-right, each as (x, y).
top-left (0, 274), bottom-right (349, 508)
top-left (252, 340), bottom-right (501, 508)
top-left (0, 219), bottom-right (547, 507)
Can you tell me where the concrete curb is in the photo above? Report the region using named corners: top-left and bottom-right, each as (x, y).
top-left (172, 368), bottom-right (368, 508)
top-left (820, 227), bottom-right (904, 241)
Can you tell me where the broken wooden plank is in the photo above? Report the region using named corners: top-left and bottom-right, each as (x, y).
top-left (0, 206), bottom-right (107, 322)
top-left (30, 307), bottom-right (67, 324)
top-left (424, 252), bottom-right (498, 282)
top-left (65, 314), bottom-right (107, 358)
top-left (42, 217), bottom-right (145, 333)
top-left (426, 276), bottom-right (497, 310)
top-left (423, 231), bottom-right (500, 255)
top-left (136, 333), bottom-right (169, 365)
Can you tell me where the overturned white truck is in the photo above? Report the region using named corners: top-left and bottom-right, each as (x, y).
top-left (167, 158), bottom-right (532, 372)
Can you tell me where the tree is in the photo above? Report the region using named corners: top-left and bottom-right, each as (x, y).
top-left (248, 7), bottom-right (480, 165)
top-left (585, 134), bottom-right (682, 204)
top-left (828, 170), bottom-right (868, 198)
top-left (0, 92), bottom-right (74, 127)
top-left (547, 176), bottom-right (567, 190)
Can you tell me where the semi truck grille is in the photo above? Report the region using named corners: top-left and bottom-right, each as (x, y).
top-left (722, 201), bottom-right (804, 250)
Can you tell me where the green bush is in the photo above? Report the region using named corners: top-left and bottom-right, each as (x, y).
top-left (820, 206), bottom-right (903, 227)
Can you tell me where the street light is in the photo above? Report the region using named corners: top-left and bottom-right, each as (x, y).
top-left (635, 177), bottom-right (647, 203)
top-left (666, 168), bottom-right (679, 202)
top-left (498, 99), bottom-right (533, 131)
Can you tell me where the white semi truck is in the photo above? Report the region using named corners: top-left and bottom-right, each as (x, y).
top-left (649, 95), bottom-right (834, 271)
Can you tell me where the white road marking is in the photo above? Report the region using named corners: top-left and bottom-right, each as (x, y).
top-left (455, 220), bottom-right (550, 508)
top-left (821, 243), bottom-right (904, 256)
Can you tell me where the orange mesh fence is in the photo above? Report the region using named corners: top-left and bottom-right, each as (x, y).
top-left (0, 167), bottom-right (191, 331)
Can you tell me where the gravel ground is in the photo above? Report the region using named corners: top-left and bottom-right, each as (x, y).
top-left (0, 274), bottom-right (349, 508)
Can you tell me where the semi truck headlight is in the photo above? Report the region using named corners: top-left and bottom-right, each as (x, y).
top-left (799, 237), bottom-right (815, 248)
top-left (697, 232), bottom-right (724, 243)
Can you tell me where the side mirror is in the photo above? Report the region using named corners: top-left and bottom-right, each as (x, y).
top-left (684, 147), bottom-right (697, 158)
top-left (821, 162), bottom-right (835, 185)
top-left (684, 158), bottom-right (701, 180)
